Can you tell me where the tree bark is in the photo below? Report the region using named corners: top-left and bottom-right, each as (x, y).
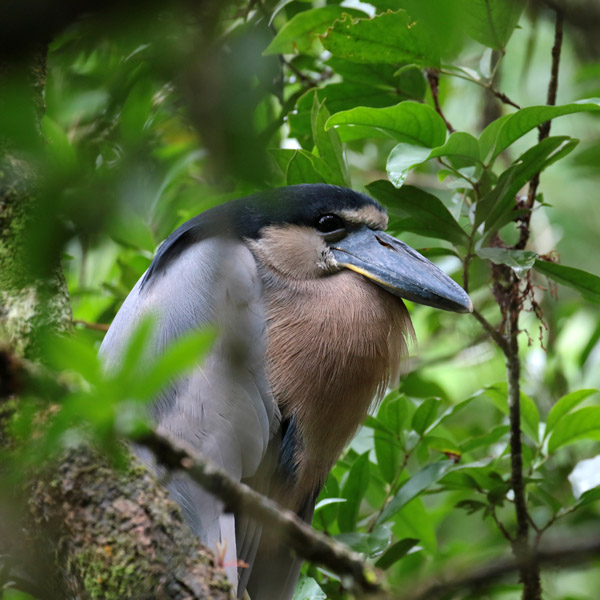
top-left (0, 48), bottom-right (232, 600)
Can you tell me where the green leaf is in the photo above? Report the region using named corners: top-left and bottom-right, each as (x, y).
top-left (534, 260), bottom-right (600, 304)
top-left (391, 496), bottom-right (436, 552)
top-left (292, 576), bottom-right (327, 600)
top-left (315, 472), bottom-right (341, 528)
top-left (42, 115), bottom-right (77, 172)
top-left (336, 524), bottom-right (392, 557)
top-left (546, 389), bottom-right (598, 434)
top-left (110, 211), bottom-right (156, 253)
top-left (378, 461), bottom-right (455, 523)
top-left (461, 425), bottom-right (510, 453)
top-left (326, 101), bottom-right (447, 147)
top-left (459, 0), bottom-right (524, 50)
top-left (476, 136), bottom-right (579, 234)
top-left (374, 538), bottom-right (419, 569)
top-left (43, 332), bottom-right (101, 383)
top-left (314, 497), bottom-right (346, 512)
top-left (366, 180), bottom-right (468, 246)
top-left (480, 99), bottom-right (600, 163)
top-left (577, 486), bottom-right (600, 508)
top-left (548, 407), bottom-right (600, 453)
top-left (321, 10), bottom-right (440, 67)
top-left (412, 398), bottom-right (440, 435)
top-left (422, 435), bottom-right (462, 459)
top-left (484, 383), bottom-right (540, 442)
top-left (379, 393), bottom-right (413, 435)
top-left (288, 83), bottom-right (407, 143)
top-left (375, 430), bottom-right (402, 484)
top-left (116, 315), bottom-right (156, 382)
top-left (135, 328), bottom-right (216, 400)
top-left (120, 78), bottom-right (153, 143)
top-left (263, 6), bottom-right (365, 55)
top-left (310, 93), bottom-right (348, 187)
top-left (386, 143), bottom-right (432, 188)
top-left (271, 149), bottom-right (331, 185)
top-left (327, 59), bottom-right (426, 100)
top-left (339, 452), bottom-right (371, 532)
top-left (429, 131), bottom-right (482, 163)
top-left (476, 248), bottom-right (538, 278)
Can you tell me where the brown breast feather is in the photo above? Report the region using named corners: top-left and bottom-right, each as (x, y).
top-left (263, 270), bottom-right (413, 510)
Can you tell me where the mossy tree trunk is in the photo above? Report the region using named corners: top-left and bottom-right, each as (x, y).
top-left (0, 49), bottom-right (232, 600)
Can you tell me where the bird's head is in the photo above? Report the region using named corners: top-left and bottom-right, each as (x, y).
top-left (237, 184), bottom-right (472, 314)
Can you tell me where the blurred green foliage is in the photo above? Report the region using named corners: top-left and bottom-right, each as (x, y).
top-left (2, 0), bottom-right (600, 599)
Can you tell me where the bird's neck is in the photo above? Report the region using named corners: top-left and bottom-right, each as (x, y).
top-left (258, 266), bottom-right (413, 508)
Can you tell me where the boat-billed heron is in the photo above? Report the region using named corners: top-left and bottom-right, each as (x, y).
top-left (100, 184), bottom-right (471, 599)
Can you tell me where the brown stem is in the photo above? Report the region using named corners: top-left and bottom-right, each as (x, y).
top-left (400, 535), bottom-right (600, 600)
top-left (471, 308), bottom-right (510, 355)
top-left (492, 88), bottom-right (521, 110)
top-left (426, 69), bottom-right (455, 133)
top-left (73, 319), bottom-right (109, 332)
top-left (516, 8), bottom-right (563, 250)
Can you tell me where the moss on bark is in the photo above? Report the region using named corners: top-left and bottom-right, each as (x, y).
top-left (28, 448), bottom-right (232, 600)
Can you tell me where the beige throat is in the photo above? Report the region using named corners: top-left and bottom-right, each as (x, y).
top-left (261, 268), bottom-right (413, 508)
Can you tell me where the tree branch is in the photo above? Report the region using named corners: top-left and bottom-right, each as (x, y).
top-left (136, 430), bottom-right (380, 594)
top-left (516, 7), bottom-right (563, 250)
top-left (400, 535), bottom-right (600, 600)
top-left (426, 69), bottom-right (455, 133)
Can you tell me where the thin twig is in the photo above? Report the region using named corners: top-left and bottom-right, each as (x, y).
top-left (490, 506), bottom-right (514, 542)
top-left (516, 7), bottom-right (563, 250)
top-left (399, 535), bottom-right (600, 600)
top-left (136, 431), bottom-right (379, 593)
top-left (440, 69), bottom-right (521, 109)
top-left (471, 309), bottom-right (510, 355)
top-left (426, 69), bottom-right (454, 133)
top-left (73, 319), bottom-right (109, 332)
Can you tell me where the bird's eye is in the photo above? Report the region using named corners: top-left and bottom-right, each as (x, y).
top-left (316, 214), bottom-right (345, 234)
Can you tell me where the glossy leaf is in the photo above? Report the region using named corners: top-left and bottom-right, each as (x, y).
top-left (548, 407), bottom-right (600, 453)
top-left (271, 149), bottom-right (330, 185)
top-left (378, 461), bottom-right (455, 523)
top-left (576, 486), bottom-right (600, 508)
top-left (136, 328), bottom-right (216, 400)
top-left (459, 0), bottom-right (524, 50)
top-left (375, 430), bottom-right (402, 484)
top-left (546, 389), bottom-right (598, 434)
top-left (386, 143), bottom-right (432, 188)
top-left (327, 59), bottom-right (426, 100)
top-left (339, 452), bottom-right (371, 532)
top-left (484, 384), bottom-right (539, 442)
top-left (534, 260), bottom-right (600, 304)
top-left (367, 180), bottom-right (468, 246)
top-left (480, 99), bottom-right (600, 163)
top-left (461, 425), bottom-right (510, 453)
top-left (476, 248), bottom-right (537, 278)
top-left (336, 524), bottom-right (392, 557)
top-left (292, 577), bottom-right (326, 600)
top-left (412, 398), bottom-right (440, 435)
top-left (476, 136), bottom-right (579, 233)
top-left (374, 538), bottom-right (419, 569)
top-left (429, 131), bottom-right (482, 163)
top-left (326, 101), bottom-right (447, 147)
top-left (310, 93), bottom-right (348, 187)
top-left (321, 10), bottom-right (440, 67)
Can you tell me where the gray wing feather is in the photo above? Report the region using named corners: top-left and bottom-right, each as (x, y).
top-left (100, 237), bottom-right (280, 589)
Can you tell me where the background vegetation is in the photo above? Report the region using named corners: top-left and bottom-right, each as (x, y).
top-left (1, 1), bottom-right (600, 599)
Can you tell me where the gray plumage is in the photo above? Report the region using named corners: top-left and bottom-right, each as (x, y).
top-left (100, 184), bottom-right (471, 599)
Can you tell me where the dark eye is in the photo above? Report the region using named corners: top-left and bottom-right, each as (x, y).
top-left (316, 214), bottom-right (345, 233)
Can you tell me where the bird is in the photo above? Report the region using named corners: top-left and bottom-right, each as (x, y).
top-left (99, 184), bottom-right (471, 600)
